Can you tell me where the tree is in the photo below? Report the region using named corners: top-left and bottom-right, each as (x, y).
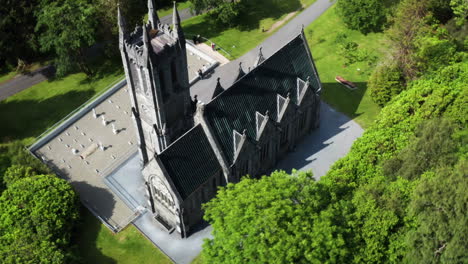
top-left (387, 0), bottom-right (430, 81)
top-left (3, 165), bottom-right (36, 187)
top-left (35, 0), bottom-right (98, 76)
top-left (369, 61), bottom-right (406, 106)
top-left (336, 0), bottom-right (391, 34)
top-left (0, 175), bottom-right (80, 263)
top-left (405, 160), bottom-right (468, 263)
top-left (450, 0), bottom-right (468, 26)
top-left (0, 0), bottom-right (41, 67)
top-left (190, 0), bottom-right (244, 25)
top-left (202, 171), bottom-right (351, 263)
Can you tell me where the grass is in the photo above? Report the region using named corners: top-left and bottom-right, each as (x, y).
top-left (76, 209), bottom-right (173, 264)
top-left (304, 5), bottom-right (384, 128)
top-left (0, 70), bottom-right (17, 84)
top-left (0, 59), bottom-right (123, 143)
top-left (0, 60), bottom-right (51, 85)
top-left (182, 0), bottom-right (315, 59)
top-left (158, 1), bottom-right (192, 18)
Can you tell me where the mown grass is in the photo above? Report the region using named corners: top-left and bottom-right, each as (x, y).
top-left (75, 209), bottom-right (173, 264)
top-left (158, 1), bottom-right (192, 18)
top-left (0, 60), bottom-right (123, 143)
top-left (182, 0), bottom-right (315, 59)
top-left (305, 5), bottom-right (384, 128)
top-left (0, 71), bottom-right (17, 84)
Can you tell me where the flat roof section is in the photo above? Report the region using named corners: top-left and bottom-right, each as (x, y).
top-left (32, 85), bottom-right (139, 231)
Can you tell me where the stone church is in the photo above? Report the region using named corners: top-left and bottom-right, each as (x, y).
top-left (118, 1), bottom-right (322, 237)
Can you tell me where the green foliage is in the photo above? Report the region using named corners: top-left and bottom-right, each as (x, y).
top-left (369, 62), bottom-right (405, 106)
top-left (3, 165), bottom-right (37, 187)
top-left (190, 0), bottom-right (245, 26)
top-left (0, 175), bottom-right (80, 263)
top-left (405, 160), bottom-right (468, 263)
top-left (202, 171), bottom-right (352, 263)
top-left (336, 0), bottom-right (390, 34)
top-left (450, 0), bottom-right (468, 26)
top-left (383, 119), bottom-right (460, 180)
top-left (0, 0), bottom-right (41, 66)
top-left (35, 0), bottom-right (97, 77)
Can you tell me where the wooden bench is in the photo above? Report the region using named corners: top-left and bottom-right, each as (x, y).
top-left (335, 75), bottom-right (358, 90)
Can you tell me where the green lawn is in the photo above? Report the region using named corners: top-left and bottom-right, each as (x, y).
top-left (0, 61), bottom-right (123, 143)
top-left (305, 5), bottom-right (383, 128)
top-left (158, 1), bottom-right (192, 18)
top-left (0, 70), bottom-right (17, 84)
top-left (76, 209), bottom-right (173, 264)
top-left (182, 0), bottom-right (315, 59)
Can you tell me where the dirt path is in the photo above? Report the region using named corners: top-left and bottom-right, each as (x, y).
top-left (267, 11), bottom-right (298, 33)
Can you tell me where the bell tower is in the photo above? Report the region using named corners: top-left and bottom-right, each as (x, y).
top-left (119, 1), bottom-right (193, 163)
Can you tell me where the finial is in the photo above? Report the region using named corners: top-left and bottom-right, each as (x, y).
top-left (148, 0), bottom-right (160, 28)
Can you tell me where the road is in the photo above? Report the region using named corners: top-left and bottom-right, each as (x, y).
top-left (191, 0), bottom-right (336, 103)
top-left (0, 8), bottom-right (196, 102)
top-left (0, 66), bottom-right (55, 102)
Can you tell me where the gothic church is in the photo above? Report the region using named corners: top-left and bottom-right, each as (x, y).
top-left (118, 1), bottom-right (322, 237)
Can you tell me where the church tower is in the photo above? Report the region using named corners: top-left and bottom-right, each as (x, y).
top-left (118, 1), bottom-right (193, 164)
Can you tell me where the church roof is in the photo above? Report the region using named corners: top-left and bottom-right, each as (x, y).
top-left (159, 124), bottom-right (221, 200)
top-left (205, 33), bottom-right (319, 163)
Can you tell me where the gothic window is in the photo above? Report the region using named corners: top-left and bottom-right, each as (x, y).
top-left (171, 59), bottom-right (178, 90)
top-left (152, 177), bottom-right (175, 209)
top-left (281, 124), bottom-right (289, 146)
top-left (299, 112), bottom-right (307, 130)
top-left (158, 69), bottom-right (168, 98)
top-left (212, 175), bottom-right (217, 191)
top-left (260, 143), bottom-right (269, 162)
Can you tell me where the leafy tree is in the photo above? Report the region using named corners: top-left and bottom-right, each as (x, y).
top-left (0, 0), bottom-right (41, 67)
top-left (336, 0), bottom-right (391, 34)
top-left (387, 0), bottom-right (430, 80)
top-left (450, 0), bottom-right (468, 26)
top-left (190, 0), bottom-right (244, 25)
top-left (35, 0), bottom-right (98, 76)
top-left (3, 165), bottom-right (37, 187)
top-left (369, 61), bottom-right (405, 106)
top-left (405, 160), bottom-right (468, 263)
top-left (202, 171), bottom-right (351, 263)
top-left (0, 175), bottom-right (80, 263)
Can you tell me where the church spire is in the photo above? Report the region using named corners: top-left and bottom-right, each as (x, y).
top-left (172, 1), bottom-right (185, 42)
top-left (118, 5), bottom-right (127, 48)
top-left (142, 24), bottom-right (151, 66)
top-left (148, 0), bottom-right (159, 28)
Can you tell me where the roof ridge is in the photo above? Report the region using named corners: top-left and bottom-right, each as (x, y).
top-left (158, 123), bottom-right (202, 156)
top-left (206, 32), bottom-right (304, 105)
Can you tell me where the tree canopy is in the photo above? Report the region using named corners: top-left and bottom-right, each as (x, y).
top-left (0, 175), bottom-right (80, 263)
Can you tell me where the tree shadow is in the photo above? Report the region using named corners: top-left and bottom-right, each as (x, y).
top-left (0, 90), bottom-right (95, 142)
top-left (72, 206), bottom-right (118, 264)
top-left (321, 81), bottom-right (368, 120)
top-left (183, 0), bottom-right (302, 40)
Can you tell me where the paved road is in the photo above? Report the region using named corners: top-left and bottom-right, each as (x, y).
top-left (191, 0), bottom-right (336, 103)
top-left (0, 66), bottom-right (54, 101)
top-left (0, 8), bottom-right (195, 103)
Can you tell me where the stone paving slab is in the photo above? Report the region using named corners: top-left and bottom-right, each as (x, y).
top-left (34, 86), bottom-right (138, 231)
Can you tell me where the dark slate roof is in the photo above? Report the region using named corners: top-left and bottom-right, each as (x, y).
top-left (159, 124), bottom-right (221, 200)
top-left (205, 34), bottom-right (318, 163)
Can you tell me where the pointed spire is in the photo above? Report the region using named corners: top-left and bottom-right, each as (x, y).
top-left (253, 47), bottom-right (265, 67)
top-left (148, 0), bottom-right (159, 28)
top-left (172, 1), bottom-right (185, 42)
top-left (212, 77), bottom-right (224, 98)
top-left (172, 1), bottom-right (181, 28)
top-left (142, 24), bottom-right (151, 64)
top-left (236, 62), bottom-right (246, 80)
top-left (118, 5), bottom-right (127, 46)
